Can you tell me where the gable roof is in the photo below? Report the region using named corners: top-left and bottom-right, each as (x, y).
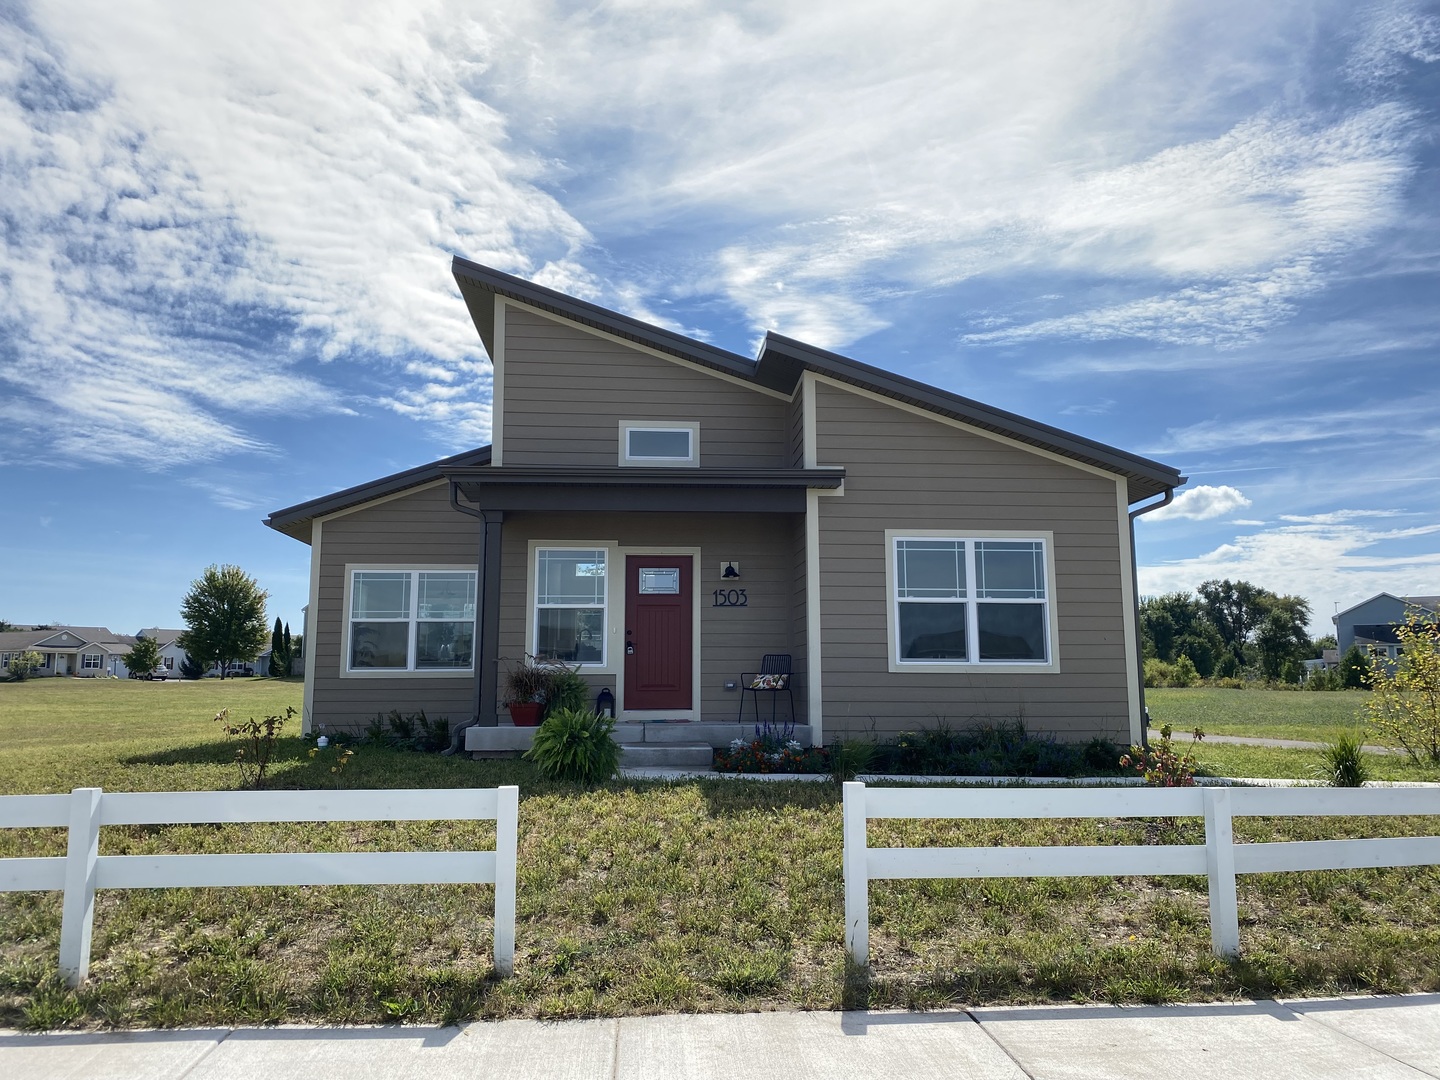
top-left (1332, 592), bottom-right (1440, 622)
top-left (137, 628), bottom-right (188, 646)
top-left (0, 627), bottom-right (129, 652)
top-left (450, 258), bottom-right (1184, 502)
top-left (264, 446), bottom-right (493, 542)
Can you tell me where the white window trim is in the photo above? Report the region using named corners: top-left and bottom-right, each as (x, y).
top-left (529, 544), bottom-right (612, 670)
top-left (82, 653), bottom-right (103, 669)
top-left (884, 529), bottom-right (1061, 674)
top-left (619, 420), bottom-right (699, 467)
top-left (341, 565), bottom-right (478, 679)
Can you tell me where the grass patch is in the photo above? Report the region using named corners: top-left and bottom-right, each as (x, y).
top-left (3, 677), bottom-right (1439, 1028)
top-left (1194, 742), bottom-right (1440, 783)
top-left (1147, 687), bottom-right (1371, 742)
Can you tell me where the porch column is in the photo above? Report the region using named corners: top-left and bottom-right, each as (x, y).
top-left (475, 509), bottom-right (504, 727)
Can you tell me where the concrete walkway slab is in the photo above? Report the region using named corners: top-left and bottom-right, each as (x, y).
top-left (613, 1009), bottom-right (1027, 1080)
top-left (973, 999), bottom-right (1430, 1080)
top-left (180, 1020), bottom-right (618, 1080)
top-left (0, 1028), bottom-right (226, 1080)
top-left (1284, 995), bottom-right (1440, 1078)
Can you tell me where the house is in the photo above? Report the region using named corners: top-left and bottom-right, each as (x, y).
top-left (135, 628), bottom-right (192, 676)
top-left (0, 627), bottom-right (137, 677)
top-left (1332, 594), bottom-right (1440, 660)
top-left (264, 260), bottom-right (1185, 752)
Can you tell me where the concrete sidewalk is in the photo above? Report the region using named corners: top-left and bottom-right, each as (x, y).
top-left (5, 995), bottom-right (1439, 1079)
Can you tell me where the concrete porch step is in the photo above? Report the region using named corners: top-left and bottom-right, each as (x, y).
top-left (467, 721), bottom-right (811, 754)
top-left (618, 743), bottom-right (714, 768)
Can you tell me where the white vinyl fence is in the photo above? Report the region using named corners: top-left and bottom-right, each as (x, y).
top-left (842, 782), bottom-right (1440, 965)
top-left (0, 786), bottom-right (519, 987)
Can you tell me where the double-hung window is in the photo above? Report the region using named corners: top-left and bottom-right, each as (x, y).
top-left (534, 548), bottom-right (607, 666)
top-left (82, 653), bottom-right (102, 669)
top-left (892, 536), bottom-right (1053, 666)
top-left (348, 569), bottom-right (476, 672)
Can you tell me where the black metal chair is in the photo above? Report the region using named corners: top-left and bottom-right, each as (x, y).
top-left (737, 653), bottom-right (795, 736)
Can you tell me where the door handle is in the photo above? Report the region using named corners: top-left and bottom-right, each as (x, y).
top-left (626, 642), bottom-right (636, 656)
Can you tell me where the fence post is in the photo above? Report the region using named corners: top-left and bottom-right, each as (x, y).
top-left (842, 781), bottom-right (869, 967)
top-left (1203, 787), bottom-right (1239, 957)
top-left (58, 787), bottom-right (103, 987)
top-left (493, 784), bottom-right (518, 976)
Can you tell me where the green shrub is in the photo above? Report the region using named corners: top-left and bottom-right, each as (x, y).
top-left (1314, 730), bottom-right (1369, 787)
top-left (1363, 610), bottom-right (1440, 763)
top-left (1143, 658), bottom-right (1175, 688)
top-left (545, 667), bottom-right (591, 718)
top-left (1171, 655), bottom-right (1199, 687)
top-left (179, 653), bottom-right (207, 680)
top-left (6, 650), bottom-right (43, 681)
top-left (364, 709), bottom-right (451, 752)
top-left (525, 708), bottom-right (620, 783)
top-left (1120, 724), bottom-right (1204, 787)
top-left (1305, 665), bottom-right (1343, 691)
top-left (827, 739), bottom-right (876, 782)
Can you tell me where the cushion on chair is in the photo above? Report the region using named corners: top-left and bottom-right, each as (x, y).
top-left (748, 673), bottom-right (789, 690)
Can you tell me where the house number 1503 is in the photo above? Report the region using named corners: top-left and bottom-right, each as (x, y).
top-left (712, 588), bottom-right (748, 607)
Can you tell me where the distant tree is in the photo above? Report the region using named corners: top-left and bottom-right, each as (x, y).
top-left (1312, 634), bottom-right (1338, 657)
top-left (6, 651), bottom-right (43, 681)
top-left (1254, 595), bottom-right (1313, 680)
top-left (1197, 579), bottom-right (1265, 668)
top-left (122, 637), bottom-right (163, 680)
top-left (282, 623), bottom-right (293, 674)
top-left (1340, 645), bottom-right (1371, 689)
top-left (1139, 592), bottom-right (1227, 677)
top-left (292, 633), bottom-right (303, 658)
top-left (0, 619), bottom-right (17, 632)
top-left (177, 565), bottom-right (270, 680)
top-left (179, 653), bottom-right (207, 680)
top-left (269, 617), bottom-right (285, 677)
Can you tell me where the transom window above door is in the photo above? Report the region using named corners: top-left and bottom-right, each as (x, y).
top-left (619, 422), bottom-right (699, 467)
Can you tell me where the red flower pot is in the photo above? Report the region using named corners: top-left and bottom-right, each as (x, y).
top-left (508, 702), bottom-right (543, 727)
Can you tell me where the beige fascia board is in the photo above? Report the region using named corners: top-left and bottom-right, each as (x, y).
top-left (510, 298), bottom-right (791, 401)
top-left (805, 488), bottom-right (823, 742)
top-left (302, 518), bottom-right (321, 735)
top-left (492, 296), bottom-right (505, 466)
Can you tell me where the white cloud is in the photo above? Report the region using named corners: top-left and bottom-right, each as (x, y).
top-left (1150, 399), bottom-right (1440, 456)
top-left (1146, 485), bottom-right (1252, 522)
top-left (1278, 509), bottom-right (1408, 525)
top-left (0, 1), bottom-right (592, 467)
top-left (1230, 519), bottom-right (1266, 526)
top-left (1140, 520), bottom-right (1440, 633)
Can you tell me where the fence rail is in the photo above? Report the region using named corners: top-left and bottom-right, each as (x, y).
top-left (842, 781), bottom-right (1440, 965)
top-left (0, 785), bottom-right (519, 987)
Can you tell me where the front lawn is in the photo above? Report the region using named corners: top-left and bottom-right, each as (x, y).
top-left (2, 678), bottom-right (1438, 1029)
top-left (1147, 687), bottom-right (1371, 741)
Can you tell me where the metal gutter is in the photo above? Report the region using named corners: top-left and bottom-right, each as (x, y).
top-left (1127, 487), bottom-right (1175, 749)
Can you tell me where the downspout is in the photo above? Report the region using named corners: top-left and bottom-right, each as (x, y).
top-left (444, 482), bottom-right (491, 756)
top-left (1128, 487), bottom-right (1174, 749)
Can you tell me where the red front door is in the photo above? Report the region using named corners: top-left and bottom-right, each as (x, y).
top-left (624, 555), bottom-right (693, 712)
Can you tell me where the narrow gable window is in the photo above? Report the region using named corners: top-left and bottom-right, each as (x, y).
top-left (619, 422), bottom-right (698, 467)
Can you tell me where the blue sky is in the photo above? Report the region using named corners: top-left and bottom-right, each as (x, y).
top-left (2, 0), bottom-right (1437, 637)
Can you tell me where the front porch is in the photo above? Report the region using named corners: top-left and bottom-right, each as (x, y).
top-left (466, 718), bottom-right (815, 760)
top-left (446, 465), bottom-right (841, 742)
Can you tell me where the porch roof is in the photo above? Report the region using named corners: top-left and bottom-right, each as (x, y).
top-left (445, 465), bottom-right (845, 513)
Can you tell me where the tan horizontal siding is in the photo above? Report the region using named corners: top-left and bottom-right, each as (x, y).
top-left (813, 379), bottom-right (1131, 743)
top-left (501, 306), bottom-right (789, 468)
top-left (311, 484), bottom-right (482, 731)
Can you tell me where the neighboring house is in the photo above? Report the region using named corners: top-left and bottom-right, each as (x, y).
top-left (265, 260), bottom-right (1185, 749)
top-left (0, 627), bottom-right (137, 677)
top-left (136, 628), bottom-right (192, 676)
top-left (1332, 594), bottom-right (1440, 660)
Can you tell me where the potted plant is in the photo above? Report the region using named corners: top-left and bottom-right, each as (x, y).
top-left (501, 655), bottom-right (552, 726)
